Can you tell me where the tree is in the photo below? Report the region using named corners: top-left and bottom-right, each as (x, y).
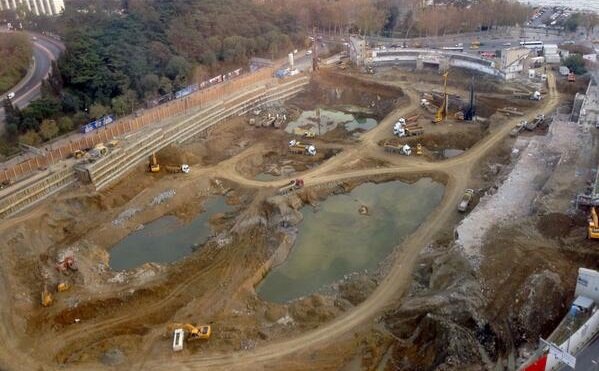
top-left (564, 54), bottom-right (587, 75)
top-left (89, 103), bottom-right (109, 119)
top-left (39, 119), bottom-right (59, 140)
top-left (565, 13), bottom-right (581, 32)
top-left (2, 99), bottom-right (21, 129)
top-left (57, 116), bottom-right (74, 133)
top-left (165, 56), bottom-right (191, 81)
top-left (141, 73), bottom-right (160, 97)
top-left (18, 130), bottom-right (42, 146)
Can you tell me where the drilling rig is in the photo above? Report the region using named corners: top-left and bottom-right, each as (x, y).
top-left (433, 71), bottom-right (449, 124)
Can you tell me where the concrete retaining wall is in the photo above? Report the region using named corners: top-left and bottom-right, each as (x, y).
top-left (0, 75), bottom-right (309, 217)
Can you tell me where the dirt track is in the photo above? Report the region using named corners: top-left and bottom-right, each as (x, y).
top-left (0, 73), bottom-right (559, 370)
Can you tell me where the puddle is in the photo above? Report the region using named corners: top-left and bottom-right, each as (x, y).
top-left (255, 172), bottom-right (281, 181)
top-left (434, 149), bottom-right (465, 159)
top-left (257, 179), bottom-right (444, 303)
top-left (109, 197), bottom-right (231, 271)
top-left (285, 109), bottom-right (377, 135)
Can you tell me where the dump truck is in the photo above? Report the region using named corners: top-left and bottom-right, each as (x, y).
top-left (510, 121), bottom-right (527, 137)
top-left (588, 207), bottom-right (599, 239)
top-left (288, 140), bottom-right (316, 156)
top-left (384, 143), bottom-right (411, 155)
top-left (278, 179), bottom-right (304, 195)
top-left (525, 114), bottom-right (545, 131)
top-left (458, 189), bottom-right (474, 212)
top-left (165, 164), bottom-right (190, 174)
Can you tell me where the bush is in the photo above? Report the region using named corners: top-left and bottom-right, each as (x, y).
top-left (19, 130), bottom-right (42, 146)
top-left (39, 119), bottom-right (59, 140)
top-left (564, 54), bottom-right (587, 75)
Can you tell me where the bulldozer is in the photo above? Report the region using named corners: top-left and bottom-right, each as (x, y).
top-left (588, 207), bottom-right (599, 239)
top-left (433, 72), bottom-right (449, 124)
top-left (167, 323), bottom-right (211, 341)
top-left (149, 153), bottom-right (160, 173)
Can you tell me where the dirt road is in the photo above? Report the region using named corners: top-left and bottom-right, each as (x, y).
top-left (0, 72), bottom-right (560, 370)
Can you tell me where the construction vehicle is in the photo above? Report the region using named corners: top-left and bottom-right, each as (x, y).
top-left (530, 91), bottom-right (542, 100)
top-left (470, 39), bottom-right (481, 49)
top-left (165, 164), bottom-right (190, 174)
top-left (293, 128), bottom-right (315, 138)
top-left (588, 207), bottom-right (599, 239)
top-left (416, 143), bottom-right (423, 156)
top-left (433, 72), bottom-right (449, 124)
top-left (57, 282), bottom-right (71, 292)
top-left (41, 285), bottom-right (53, 307)
top-left (525, 114), bottom-right (545, 131)
top-left (56, 256), bottom-right (78, 272)
top-left (73, 149), bottom-right (85, 159)
top-left (568, 73), bottom-right (576, 82)
top-left (167, 323), bottom-right (211, 341)
top-left (510, 121), bottom-right (527, 137)
top-left (106, 139), bottom-right (119, 148)
top-left (384, 143), bottom-right (412, 156)
top-left (288, 140), bottom-right (316, 156)
top-left (149, 153), bottom-right (160, 173)
top-left (89, 143), bottom-right (108, 158)
top-left (278, 178), bottom-right (304, 195)
top-left (458, 189), bottom-right (474, 212)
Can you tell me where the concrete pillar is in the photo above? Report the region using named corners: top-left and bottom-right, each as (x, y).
top-left (30, 0), bottom-right (39, 15)
top-left (416, 57), bottom-right (423, 71)
top-left (24, 0), bottom-right (32, 12)
top-left (438, 57), bottom-right (450, 73)
top-left (43, 0), bottom-right (52, 14)
top-left (35, 0), bottom-right (44, 15)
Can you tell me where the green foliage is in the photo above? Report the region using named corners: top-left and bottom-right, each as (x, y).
top-left (57, 116), bottom-right (74, 133)
top-left (39, 119), bottom-right (59, 140)
top-left (18, 130), bottom-right (42, 146)
top-left (564, 54), bottom-right (587, 75)
top-left (0, 32), bottom-right (32, 95)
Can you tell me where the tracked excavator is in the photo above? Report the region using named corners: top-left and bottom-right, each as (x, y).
top-left (149, 153), bottom-right (160, 173)
top-left (433, 71), bottom-right (449, 124)
top-left (588, 207), bottom-right (599, 239)
top-left (167, 323), bottom-right (211, 340)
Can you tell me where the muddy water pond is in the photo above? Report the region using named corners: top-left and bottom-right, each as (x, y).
top-left (109, 197), bottom-right (231, 271)
top-left (257, 179), bottom-right (444, 303)
top-left (285, 109), bottom-right (377, 135)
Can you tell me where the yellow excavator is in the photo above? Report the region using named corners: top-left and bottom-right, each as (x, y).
top-left (588, 207), bottom-right (599, 239)
top-left (433, 71), bottom-right (449, 124)
top-left (167, 323), bottom-right (211, 340)
top-left (41, 285), bottom-right (53, 307)
top-left (149, 153), bottom-right (160, 173)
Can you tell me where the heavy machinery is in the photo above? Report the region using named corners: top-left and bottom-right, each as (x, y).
top-left (41, 285), bottom-right (53, 307)
top-left (470, 39), bottom-right (481, 49)
top-left (416, 143), bottom-right (423, 156)
top-left (56, 256), bottom-right (78, 272)
top-left (510, 121), bottom-right (527, 137)
top-left (89, 143), bottom-right (108, 158)
top-left (384, 143), bottom-right (412, 156)
top-left (288, 140), bottom-right (316, 156)
top-left (165, 164), bottom-right (190, 174)
top-left (73, 149), bottom-right (85, 159)
top-left (433, 72), bottom-right (449, 124)
top-left (568, 73), bottom-right (576, 82)
top-left (458, 189), bottom-right (474, 212)
top-left (525, 114), bottom-right (545, 131)
top-left (588, 207), bottom-right (599, 239)
top-left (57, 282), bottom-right (71, 292)
top-left (278, 179), bottom-right (304, 195)
top-left (167, 323), bottom-right (211, 341)
top-left (149, 153), bottom-right (160, 173)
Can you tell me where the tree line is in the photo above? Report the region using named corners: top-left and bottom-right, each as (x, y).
top-left (0, 32), bottom-right (32, 95)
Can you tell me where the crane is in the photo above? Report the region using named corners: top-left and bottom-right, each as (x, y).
top-left (433, 71), bottom-right (449, 124)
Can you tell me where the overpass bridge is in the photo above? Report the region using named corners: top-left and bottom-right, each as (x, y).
top-left (369, 48), bottom-right (503, 78)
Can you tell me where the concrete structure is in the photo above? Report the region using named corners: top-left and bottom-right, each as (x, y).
top-left (543, 44), bottom-right (561, 65)
top-left (349, 36), bottom-right (366, 67)
top-left (0, 0), bottom-right (64, 16)
top-left (501, 47), bottom-right (530, 80)
top-left (370, 48), bottom-right (501, 78)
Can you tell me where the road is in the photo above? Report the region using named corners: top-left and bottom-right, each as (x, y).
top-left (0, 32), bottom-right (64, 129)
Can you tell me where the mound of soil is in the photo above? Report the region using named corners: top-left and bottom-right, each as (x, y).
top-left (537, 213), bottom-right (574, 238)
top-left (157, 144), bottom-right (201, 166)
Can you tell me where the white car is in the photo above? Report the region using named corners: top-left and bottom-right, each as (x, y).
top-left (503, 42), bottom-right (512, 46)
top-left (306, 50), bottom-right (313, 55)
top-left (7, 92), bottom-right (15, 100)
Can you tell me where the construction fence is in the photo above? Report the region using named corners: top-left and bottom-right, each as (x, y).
top-left (0, 66), bottom-right (276, 185)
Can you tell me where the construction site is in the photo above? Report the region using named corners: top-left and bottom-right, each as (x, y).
top-left (0, 43), bottom-right (598, 371)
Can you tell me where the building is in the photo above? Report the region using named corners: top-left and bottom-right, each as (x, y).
top-left (349, 36), bottom-right (366, 67)
top-left (500, 47), bottom-right (530, 80)
top-left (0, 0), bottom-right (64, 16)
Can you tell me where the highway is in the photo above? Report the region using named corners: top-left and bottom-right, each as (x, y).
top-left (0, 32), bottom-right (64, 130)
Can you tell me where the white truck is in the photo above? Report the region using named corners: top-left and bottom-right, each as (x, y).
top-left (458, 189), bottom-right (474, 212)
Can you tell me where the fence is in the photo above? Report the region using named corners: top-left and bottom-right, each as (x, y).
top-left (0, 66), bottom-right (276, 185)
